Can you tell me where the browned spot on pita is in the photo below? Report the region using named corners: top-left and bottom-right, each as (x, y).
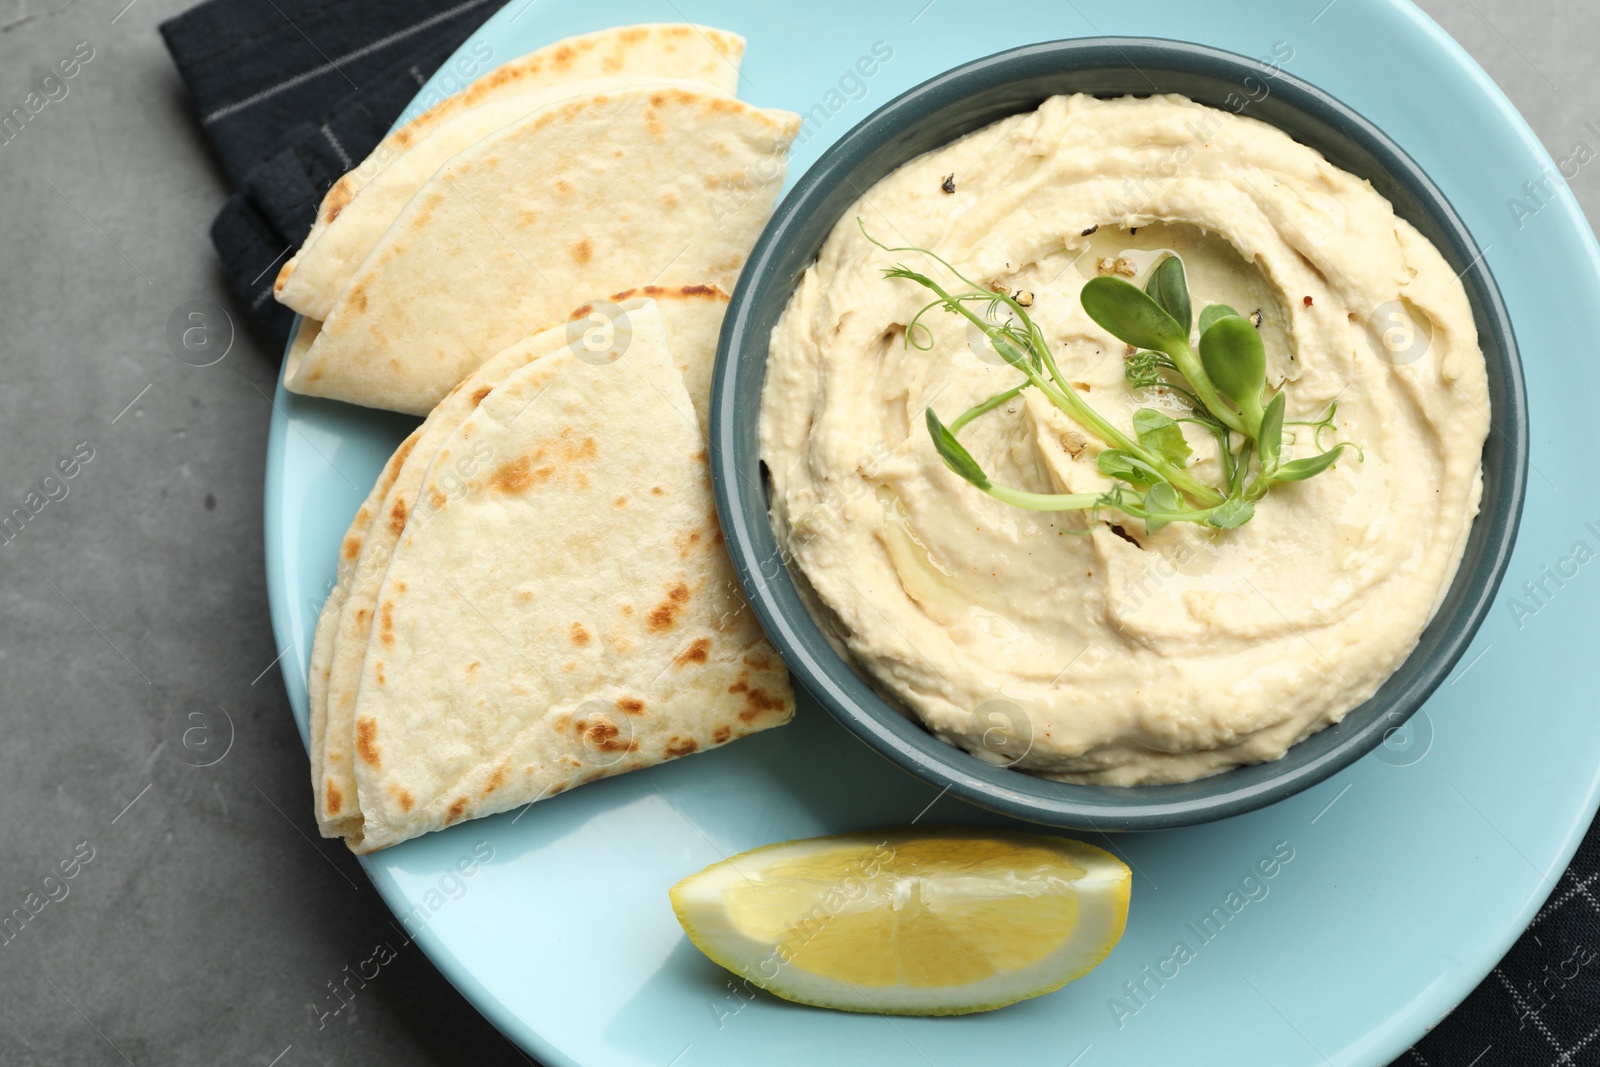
top-left (570, 302), bottom-right (594, 321)
top-left (326, 780), bottom-right (343, 814)
top-left (342, 535), bottom-right (362, 562)
top-left (548, 781), bottom-right (568, 796)
top-left (467, 660), bottom-right (480, 673)
top-left (323, 181), bottom-right (353, 222)
top-left (646, 111), bottom-right (664, 138)
top-left (388, 498), bottom-right (408, 535)
top-left (348, 283), bottom-right (369, 314)
top-left (397, 789), bottom-right (413, 813)
top-left (608, 284), bottom-right (725, 304)
top-left (740, 687), bottom-right (784, 723)
top-left (712, 725), bottom-right (732, 744)
top-left (614, 496), bottom-right (627, 509)
top-left (705, 96), bottom-right (739, 114)
top-left (743, 653), bottom-right (773, 671)
top-left (647, 582), bottom-right (691, 632)
top-left (664, 737), bottom-right (698, 758)
top-left (555, 179), bottom-right (574, 196)
top-left (428, 489), bottom-right (446, 510)
top-left (378, 600), bottom-right (395, 648)
top-left (619, 27), bottom-right (646, 42)
top-left (413, 190), bottom-right (446, 229)
top-left (396, 580), bottom-right (407, 593)
top-left (677, 638), bottom-right (711, 667)
top-left (570, 622), bottom-right (590, 646)
top-left (676, 530), bottom-right (702, 557)
top-left (617, 697), bottom-right (645, 715)
top-left (651, 486), bottom-right (665, 497)
top-left (580, 717), bottom-right (630, 753)
top-left (570, 237), bottom-right (594, 264)
top-left (356, 718), bottom-right (381, 767)
top-left (444, 797), bottom-right (469, 826)
top-left (519, 209), bottom-right (539, 227)
top-left (392, 436), bottom-right (417, 468)
top-left (471, 385), bottom-right (492, 405)
top-left (356, 607), bottom-right (370, 625)
top-left (490, 456), bottom-right (535, 494)
top-left (693, 450), bottom-right (708, 463)
top-left (483, 766), bottom-right (506, 796)
top-left (375, 662), bottom-right (386, 686)
top-left (553, 43), bottom-right (576, 67)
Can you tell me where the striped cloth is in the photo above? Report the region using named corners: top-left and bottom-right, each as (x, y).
top-left (1403, 829), bottom-right (1600, 1066)
top-left (161, 0), bottom-right (498, 345)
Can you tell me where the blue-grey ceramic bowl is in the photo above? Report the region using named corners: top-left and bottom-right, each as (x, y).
top-left (710, 37), bottom-right (1528, 831)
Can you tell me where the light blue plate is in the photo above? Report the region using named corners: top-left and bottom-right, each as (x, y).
top-left (264, 1), bottom-right (1600, 1064)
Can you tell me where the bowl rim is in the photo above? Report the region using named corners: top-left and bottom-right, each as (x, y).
top-left (710, 35), bottom-right (1529, 831)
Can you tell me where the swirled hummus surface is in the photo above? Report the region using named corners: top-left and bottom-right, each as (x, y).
top-left (761, 93), bottom-right (1490, 785)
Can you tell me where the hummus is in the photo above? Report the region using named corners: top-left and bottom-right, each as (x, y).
top-left (760, 93), bottom-right (1490, 785)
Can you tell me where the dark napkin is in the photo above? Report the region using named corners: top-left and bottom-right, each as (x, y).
top-left (159, 3), bottom-right (1600, 1062)
top-left (161, 0), bottom-right (498, 345)
top-left (1404, 828), bottom-right (1600, 1066)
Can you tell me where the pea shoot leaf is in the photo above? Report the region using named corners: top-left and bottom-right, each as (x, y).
top-left (1198, 303), bottom-right (1240, 333)
top-left (1274, 443), bottom-right (1357, 481)
top-left (1080, 276), bottom-right (1189, 353)
top-left (1206, 496), bottom-right (1256, 529)
top-left (1133, 408), bottom-right (1192, 466)
top-left (1096, 449), bottom-right (1168, 486)
top-left (1145, 255), bottom-right (1192, 335)
top-left (1258, 392), bottom-right (1286, 472)
top-left (925, 407), bottom-right (990, 489)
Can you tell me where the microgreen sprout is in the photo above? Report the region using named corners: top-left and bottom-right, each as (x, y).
top-left (862, 220), bottom-right (1361, 532)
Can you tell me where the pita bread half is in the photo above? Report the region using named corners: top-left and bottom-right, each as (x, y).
top-left (310, 285), bottom-right (732, 836)
top-left (305, 426), bottom-right (419, 831)
top-left (283, 86), bottom-right (799, 415)
top-left (345, 300), bottom-right (791, 852)
top-left (278, 23), bottom-right (743, 305)
top-left (276, 74), bottom-right (737, 320)
top-left (310, 320), bottom-right (573, 835)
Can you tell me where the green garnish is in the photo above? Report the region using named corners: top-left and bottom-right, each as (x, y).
top-left (862, 221), bottom-right (1361, 532)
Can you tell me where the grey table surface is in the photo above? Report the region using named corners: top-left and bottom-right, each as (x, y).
top-left (0, 1), bottom-right (1593, 1065)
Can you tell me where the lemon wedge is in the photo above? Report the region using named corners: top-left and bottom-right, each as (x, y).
top-left (670, 827), bottom-right (1131, 1015)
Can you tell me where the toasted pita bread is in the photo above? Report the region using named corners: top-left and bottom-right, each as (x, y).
top-left (277, 23), bottom-right (743, 317)
top-left (308, 286), bottom-right (737, 837)
top-left (283, 86), bottom-right (797, 414)
top-left (342, 299), bottom-right (790, 852)
top-left (279, 76), bottom-right (744, 320)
